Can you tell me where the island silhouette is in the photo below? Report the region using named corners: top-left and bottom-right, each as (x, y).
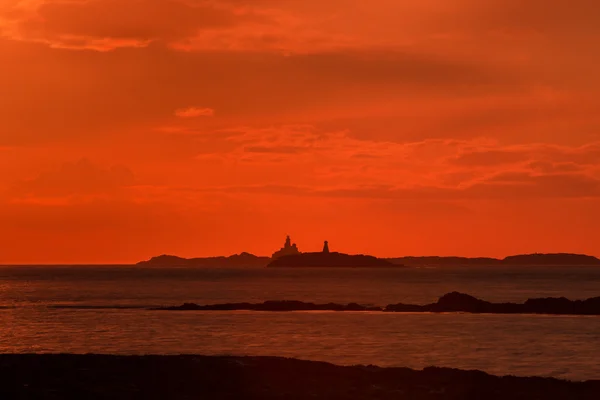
top-left (136, 253), bottom-right (270, 267)
top-left (137, 236), bottom-right (600, 267)
top-left (267, 238), bottom-right (398, 268)
top-left (138, 236), bottom-right (399, 268)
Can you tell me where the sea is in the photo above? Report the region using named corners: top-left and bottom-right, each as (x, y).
top-left (2, 265), bottom-right (600, 381)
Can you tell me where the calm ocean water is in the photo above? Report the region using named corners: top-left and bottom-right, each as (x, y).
top-left (2, 265), bottom-right (600, 380)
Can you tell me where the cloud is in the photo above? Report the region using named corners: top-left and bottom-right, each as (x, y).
top-left (218, 125), bottom-right (405, 171)
top-left (174, 107), bottom-right (215, 118)
top-left (182, 124), bottom-right (600, 200)
top-left (3, 0), bottom-right (600, 263)
top-left (469, 173), bottom-right (600, 199)
top-left (12, 159), bottom-right (135, 199)
top-left (451, 149), bottom-right (528, 167)
top-left (449, 142), bottom-right (600, 169)
top-left (7, 0), bottom-right (268, 50)
top-left (244, 145), bottom-right (306, 154)
top-left (3, 0), bottom-right (357, 53)
top-left (527, 161), bottom-right (583, 174)
top-left (1, 39), bottom-right (520, 147)
top-left (203, 171), bottom-right (600, 201)
top-left (457, 0), bottom-right (600, 35)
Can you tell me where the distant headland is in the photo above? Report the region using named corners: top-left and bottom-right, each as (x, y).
top-left (139, 236), bottom-right (398, 268)
top-left (137, 236), bottom-right (600, 267)
top-left (390, 253), bottom-right (600, 267)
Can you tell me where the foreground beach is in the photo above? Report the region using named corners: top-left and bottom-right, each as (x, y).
top-left (1, 354), bottom-right (599, 399)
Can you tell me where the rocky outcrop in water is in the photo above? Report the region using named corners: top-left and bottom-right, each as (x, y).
top-left (386, 292), bottom-right (600, 315)
top-left (1, 354), bottom-right (599, 399)
top-left (157, 292), bottom-right (600, 315)
top-left (155, 300), bottom-right (383, 312)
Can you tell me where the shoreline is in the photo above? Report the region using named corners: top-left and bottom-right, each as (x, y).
top-left (1, 354), bottom-right (599, 399)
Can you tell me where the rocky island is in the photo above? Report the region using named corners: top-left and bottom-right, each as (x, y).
top-left (267, 238), bottom-right (400, 268)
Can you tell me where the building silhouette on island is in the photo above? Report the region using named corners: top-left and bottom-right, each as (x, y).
top-left (268, 236), bottom-right (396, 268)
top-left (272, 236), bottom-right (333, 259)
top-left (271, 235), bottom-right (301, 259)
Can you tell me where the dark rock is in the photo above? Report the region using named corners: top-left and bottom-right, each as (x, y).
top-left (158, 292), bottom-right (600, 316)
top-left (156, 300), bottom-right (376, 312)
top-left (432, 292), bottom-right (492, 312)
top-left (387, 292), bottom-right (600, 315)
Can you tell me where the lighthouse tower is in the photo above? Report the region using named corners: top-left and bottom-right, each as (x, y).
top-left (322, 240), bottom-right (330, 253)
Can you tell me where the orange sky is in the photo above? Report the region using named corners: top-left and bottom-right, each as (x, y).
top-left (1, 0), bottom-right (599, 263)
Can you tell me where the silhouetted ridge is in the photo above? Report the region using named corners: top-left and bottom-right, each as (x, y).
top-left (159, 292), bottom-right (600, 315)
top-left (137, 253), bottom-right (270, 267)
top-left (3, 354), bottom-right (600, 399)
top-left (387, 256), bottom-right (501, 266)
top-left (503, 253), bottom-right (600, 265)
top-left (387, 253), bottom-right (600, 266)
